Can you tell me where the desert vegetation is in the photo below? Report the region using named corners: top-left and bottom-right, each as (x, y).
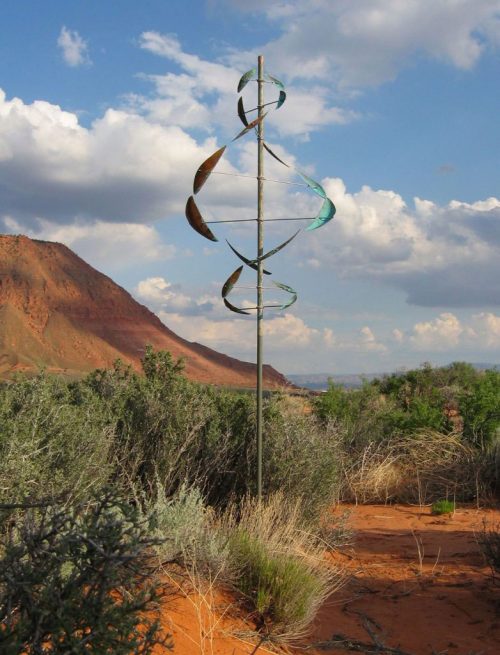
top-left (0, 351), bottom-right (499, 650)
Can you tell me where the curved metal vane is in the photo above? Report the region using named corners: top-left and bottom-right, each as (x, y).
top-left (185, 196), bottom-right (218, 242)
top-left (222, 266), bottom-right (243, 298)
top-left (224, 297), bottom-right (251, 315)
top-left (237, 67), bottom-right (257, 93)
top-left (194, 146), bottom-right (227, 194)
top-left (273, 281), bottom-right (298, 309)
top-left (307, 197), bottom-right (336, 231)
top-left (226, 240), bottom-right (272, 275)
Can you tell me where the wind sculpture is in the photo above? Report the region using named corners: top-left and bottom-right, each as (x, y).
top-left (185, 56), bottom-right (335, 499)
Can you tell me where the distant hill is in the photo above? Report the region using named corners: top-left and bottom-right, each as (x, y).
top-left (288, 363), bottom-right (500, 391)
top-left (0, 234), bottom-right (289, 388)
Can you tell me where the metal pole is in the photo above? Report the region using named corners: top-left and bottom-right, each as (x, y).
top-left (256, 55), bottom-right (264, 500)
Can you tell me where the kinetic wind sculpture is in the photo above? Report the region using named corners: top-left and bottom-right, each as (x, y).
top-left (185, 56), bottom-right (335, 499)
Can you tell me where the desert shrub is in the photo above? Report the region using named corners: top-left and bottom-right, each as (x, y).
top-left (221, 493), bottom-right (346, 642)
top-left (0, 490), bottom-right (170, 654)
top-left (477, 521), bottom-right (500, 578)
top-left (431, 499), bottom-right (455, 515)
top-left (0, 372), bottom-right (113, 506)
top-left (262, 404), bottom-right (342, 516)
top-left (459, 369), bottom-right (500, 447)
top-left (143, 482), bottom-right (231, 576)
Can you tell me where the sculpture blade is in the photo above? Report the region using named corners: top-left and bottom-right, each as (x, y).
top-left (306, 197), bottom-right (336, 231)
top-left (222, 266), bottom-right (243, 298)
top-left (185, 196), bottom-right (218, 242)
top-left (273, 281), bottom-right (297, 309)
top-left (232, 114), bottom-right (266, 142)
top-left (297, 171), bottom-right (327, 199)
top-left (263, 142), bottom-right (290, 168)
top-left (237, 68), bottom-right (256, 93)
top-left (226, 240), bottom-right (272, 275)
top-left (237, 96), bottom-right (249, 126)
top-left (224, 297), bottom-right (251, 315)
top-left (193, 146), bottom-right (226, 195)
top-left (276, 90), bottom-right (286, 109)
top-left (264, 73), bottom-right (285, 91)
top-left (259, 229), bottom-right (300, 262)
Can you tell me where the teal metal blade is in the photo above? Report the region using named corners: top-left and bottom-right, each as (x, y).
top-left (258, 229), bottom-right (300, 262)
top-left (237, 68), bottom-right (257, 93)
top-left (264, 73), bottom-right (285, 91)
top-left (276, 90), bottom-right (286, 109)
top-left (273, 281), bottom-right (298, 309)
top-left (297, 171), bottom-right (327, 199)
top-left (226, 240), bottom-right (272, 275)
top-left (222, 266), bottom-right (243, 298)
top-left (224, 297), bottom-right (251, 315)
top-left (306, 197), bottom-right (336, 231)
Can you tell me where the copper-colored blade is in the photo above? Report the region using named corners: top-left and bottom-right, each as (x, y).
top-left (259, 229), bottom-right (300, 262)
top-left (224, 297), bottom-right (251, 315)
top-left (226, 239), bottom-right (272, 275)
top-left (185, 196), bottom-right (218, 242)
top-left (222, 266), bottom-right (243, 298)
top-left (193, 146), bottom-right (226, 195)
top-left (263, 142), bottom-right (290, 168)
top-left (232, 114), bottom-right (266, 142)
top-left (237, 96), bottom-right (249, 127)
top-left (237, 67), bottom-right (256, 93)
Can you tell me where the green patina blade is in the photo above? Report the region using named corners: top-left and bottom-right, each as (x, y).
top-left (306, 197), bottom-right (336, 231)
top-left (276, 90), bottom-right (286, 109)
top-left (297, 171), bottom-right (327, 199)
top-left (185, 196), bottom-right (218, 242)
top-left (237, 68), bottom-right (257, 93)
top-left (222, 266), bottom-right (243, 298)
top-left (273, 280), bottom-right (298, 309)
top-left (264, 73), bottom-right (285, 91)
top-left (193, 146), bottom-right (227, 194)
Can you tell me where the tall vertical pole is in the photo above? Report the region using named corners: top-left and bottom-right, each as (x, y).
top-left (256, 55), bottom-right (264, 500)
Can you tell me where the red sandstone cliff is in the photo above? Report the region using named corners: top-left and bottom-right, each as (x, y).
top-left (0, 235), bottom-right (289, 388)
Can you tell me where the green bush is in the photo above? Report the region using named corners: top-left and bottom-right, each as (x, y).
top-left (0, 373), bottom-right (112, 505)
top-left (228, 530), bottom-right (324, 629)
top-left (431, 499), bottom-right (455, 515)
top-left (0, 490), bottom-right (170, 654)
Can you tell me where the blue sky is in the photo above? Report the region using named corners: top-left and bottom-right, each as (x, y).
top-left (1, 0), bottom-right (499, 374)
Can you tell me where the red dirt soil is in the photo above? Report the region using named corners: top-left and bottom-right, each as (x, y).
top-left (155, 504), bottom-right (500, 655)
top-left (0, 235), bottom-right (289, 387)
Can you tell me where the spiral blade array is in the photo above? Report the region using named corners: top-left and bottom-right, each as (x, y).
top-left (184, 65), bottom-right (336, 316)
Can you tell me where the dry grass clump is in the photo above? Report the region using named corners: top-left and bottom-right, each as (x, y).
top-left (339, 430), bottom-right (480, 504)
top-left (220, 493), bottom-right (347, 643)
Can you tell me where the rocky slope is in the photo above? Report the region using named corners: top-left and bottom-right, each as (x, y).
top-left (0, 235), bottom-right (289, 387)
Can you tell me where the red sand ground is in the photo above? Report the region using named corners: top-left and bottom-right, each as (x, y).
top-left (155, 504), bottom-right (500, 655)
